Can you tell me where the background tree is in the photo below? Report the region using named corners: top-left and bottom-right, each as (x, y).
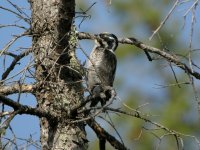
top-left (1, 0), bottom-right (200, 150)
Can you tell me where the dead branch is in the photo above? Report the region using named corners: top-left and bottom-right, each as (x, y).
top-left (0, 24), bottom-right (27, 30)
top-left (0, 95), bottom-right (55, 119)
top-left (0, 83), bottom-right (37, 95)
top-left (77, 32), bottom-right (200, 80)
top-left (0, 111), bottom-right (19, 136)
top-left (106, 107), bottom-right (176, 134)
top-left (87, 118), bottom-right (128, 150)
top-left (105, 107), bottom-right (200, 148)
top-left (2, 48), bottom-right (32, 80)
top-left (0, 6), bottom-right (30, 24)
top-left (149, 0), bottom-right (180, 40)
top-left (0, 30), bottom-right (31, 57)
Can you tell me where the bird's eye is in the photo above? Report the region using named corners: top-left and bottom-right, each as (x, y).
top-left (99, 34), bottom-right (104, 38)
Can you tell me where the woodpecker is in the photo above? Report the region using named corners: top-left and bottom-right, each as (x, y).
top-left (87, 32), bottom-right (118, 106)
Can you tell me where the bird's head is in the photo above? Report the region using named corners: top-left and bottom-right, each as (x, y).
top-left (95, 32), bottom-right (118, 51)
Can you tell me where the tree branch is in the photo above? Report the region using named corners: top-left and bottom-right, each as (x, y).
top-left (77, 32), bottom-right (200, 80)
top-left (0, 83), bottom-right (37, 95)
top-left (2, 48), bottom-right (32, 80)
top-left (105, 107), bottom-right (181, 136)
top-left (0, 95), bottom-right (55, 119)
top-left (87, 119), bottom-right (128, 150)
top-left (0, 110), bottom-right (19, 136)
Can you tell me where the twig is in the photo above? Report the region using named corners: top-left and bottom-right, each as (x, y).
top-left (76, 2), bottom-right (96, 28)
top-left (0, 111), bottom-right (19, 136)
top-left (0, 6), bottom-right (30, 24)
top-left (7, 0), bottom-right (30, 19)
top-left (183, 0), bottom-right (198, 17)
top-left (149, 0), bottom-right (180, 40)
top-left (0, 30), bottom-right (30, 57)
top-left (2, 48), bottom-right (32, 80)
top-left (154, 81), bottom-right (190, 89)
top-left (105, 107), bottom-right (200, 148)
top-left (169, 62), bottom-right (181, 88)
top-left (99, 115), bottom-right (125, 146)
top-left (0, 36), bottom-right (20, 57)
top-left (0, 24), bottom-right (27, 30)
top-left (87, 118), bottom-right (128, 150)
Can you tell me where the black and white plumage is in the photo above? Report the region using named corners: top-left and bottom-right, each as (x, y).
top-left (87, 32), bottom-right (118, 106)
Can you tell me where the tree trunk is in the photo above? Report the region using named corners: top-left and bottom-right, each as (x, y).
top-left (30, 0), bottom-right (87, 149)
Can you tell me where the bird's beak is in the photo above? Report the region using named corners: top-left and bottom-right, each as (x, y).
top-left (94, 34), bottom-right (99, 38)
top-left (94, 34), bottom-right (101, 42)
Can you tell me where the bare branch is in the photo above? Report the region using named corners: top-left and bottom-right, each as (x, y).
top-left (77, 32), bottom-right (200, 80)
top-left (149, 0), bottom-right (180, 40)
top-left (7, 0), bottom-right (30, 19)
top-left (2, 48), bottom-right (32, 80)
top-left (87, 119), bottom-right (128, 150)
top-left (105, 107), bottom-right (200, 148)
top-left (106, 107), bottom-right (174, 132)
top-left (0, 83), bottom-right (36, 95)
top-left (77, 32), bottom-right (97, 40)
top-left (0, 30), bottom-right (31, 57)
top-left (0, 36), bottom-right (20, 57)
top-left (75, 2), bottom-right (96, 28)
top-left (0, 95), bottom-right (55, 119)
top-left (169, 62), bottom-right (181, 88)
top-left (154, 82), bottom-right (190, 89)
top-left (0, 24), bottom-right (27, 30)
top-left (0, 111), bottom-right (19, 136)
top-left (99, 115), bottom-right (125, 146)
top-left (183, 0), bottom-right (198, 17)
top-left (0, 111), bottom-right (12, 117)
top-left (0, 6), bottom-right (30, 24)
top-left (2, 52), bottom-right (17, 58)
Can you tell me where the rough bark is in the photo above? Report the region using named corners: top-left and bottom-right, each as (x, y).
top-left (30, 0), bottom-right (87, 149)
